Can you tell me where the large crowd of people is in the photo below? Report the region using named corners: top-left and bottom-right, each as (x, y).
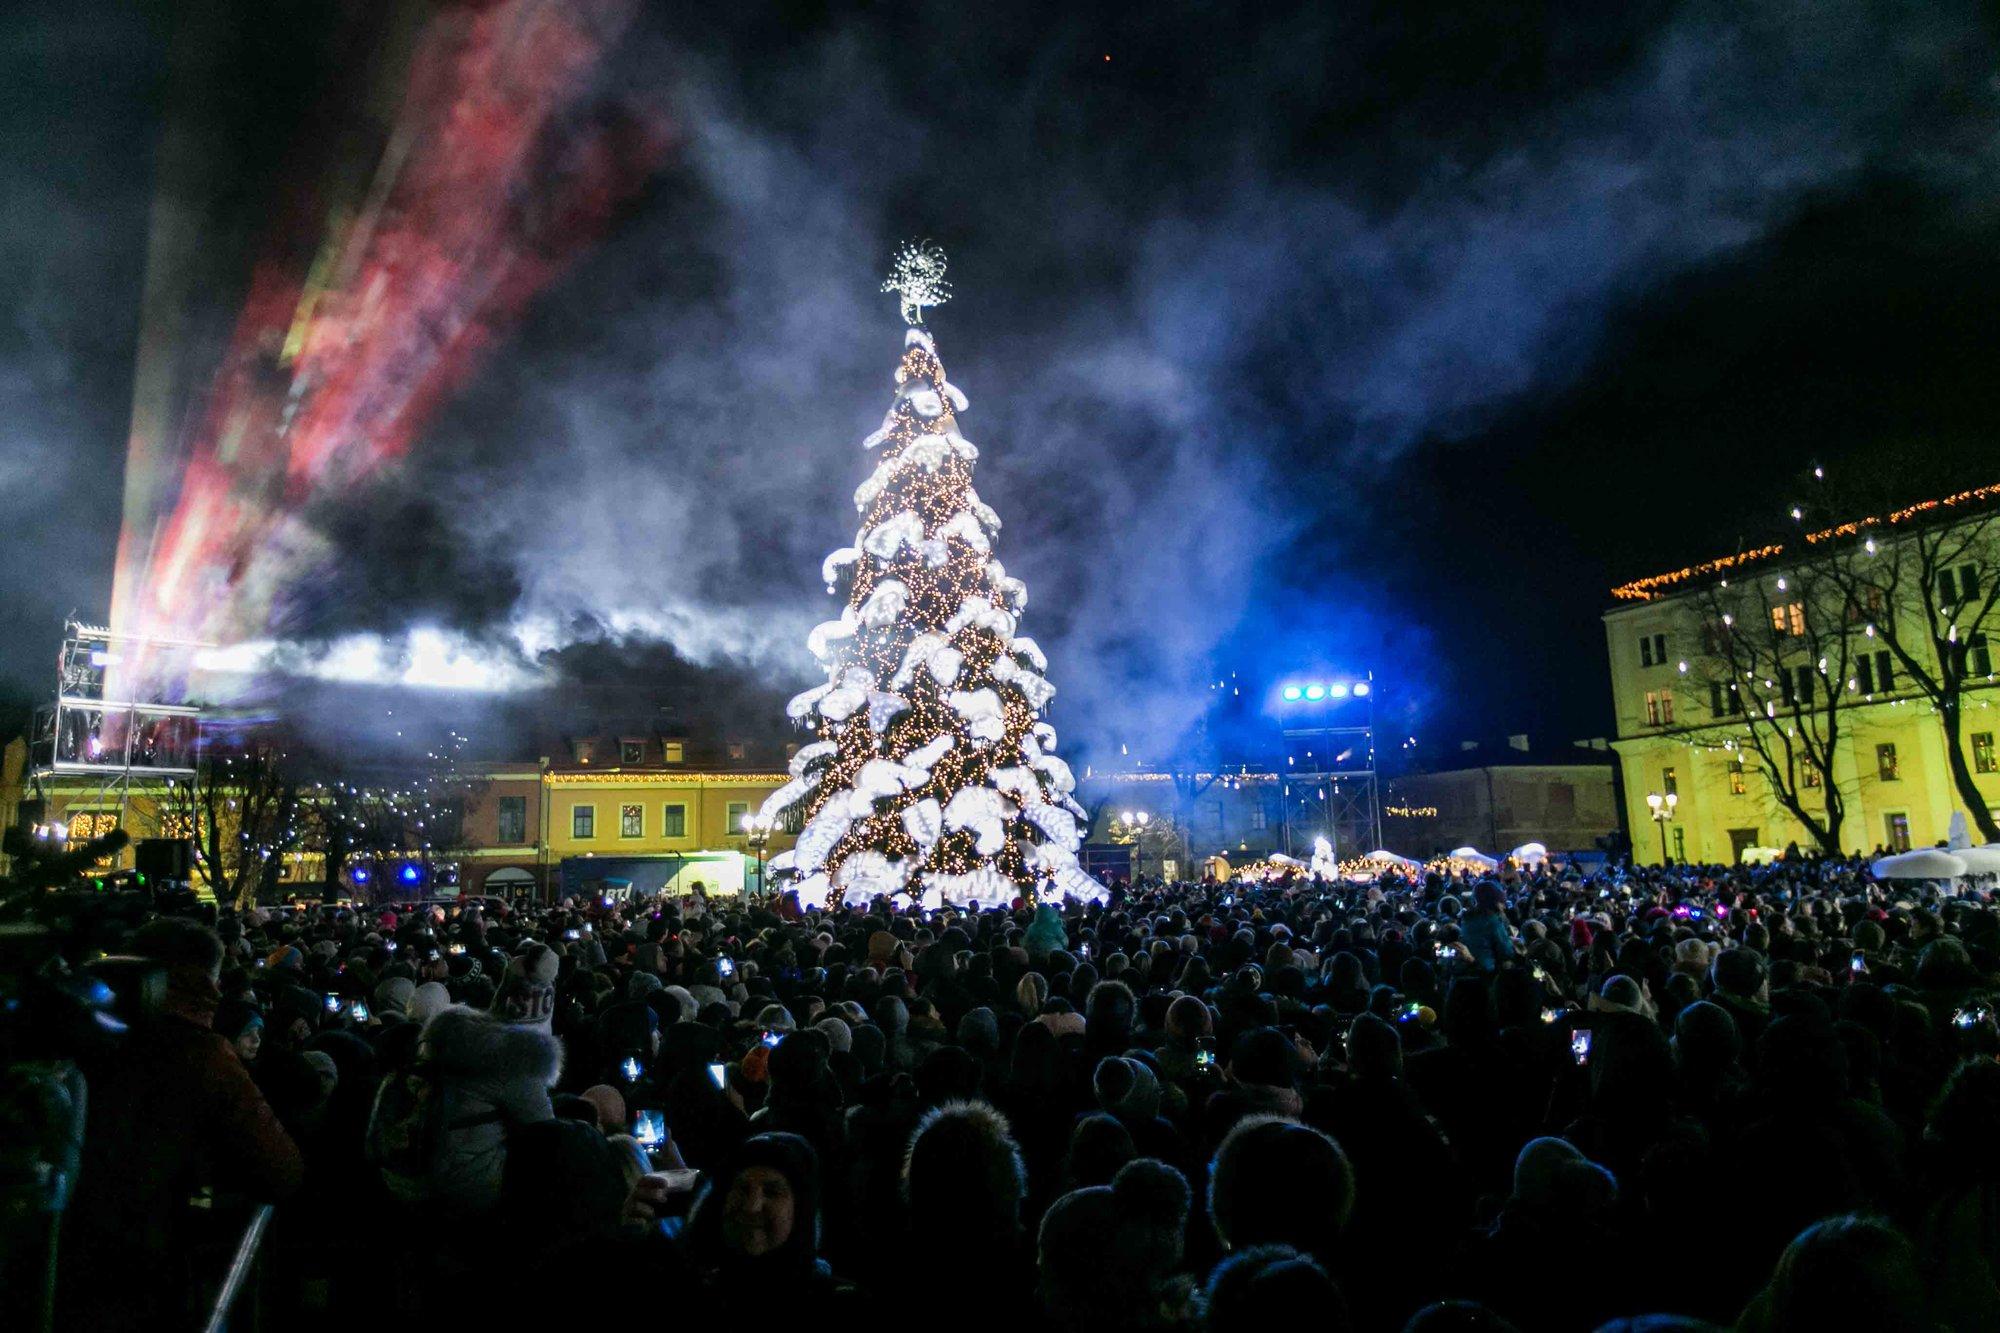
top-left (20, 853), bottom-right (2000, 1331)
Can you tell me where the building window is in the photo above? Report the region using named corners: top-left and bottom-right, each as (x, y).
top-left (1975, 732), bottom-right (1997, 775)
top-left (1846, 587), bottom-right (1886, 623)
top-left (1639, 632), bottom-right (1666, 667)
top-left (1885, 812), bottom-right (1911, 853)
top-left (662, 803), bottom-right (687, 838)
top-left (1876, 743), bottom-right (1900, 782)
top-left (726, 741), bottom-right (747, 762)
top-left (620, 803), bottom-right (643, 838)
top-left (1644, 690), bottom-right (1675, 726)
top-left (1770, 602), bottom-right (1805, 636)
top-left (1250, 804), bottom-right (1268, 831)
top-left (1708, 682), bottom-right (1741, 716)
top-left (663, 741), bottom-right (685, 764)
top-left (1802, 761), bottom-right (1822, 789)
top-left (497, 796), bottom-right (527, 844)
top-left (1939, 564), bottom-right (1981, 606)
top-left (1211, 805), bottom-right (1226, 837)
top-left (1662, 766), bottom-right (1678, 797)
top-left (1729, 758), bottom-right (1746, 795)
top-left (726, 800), bottom-right (750, 834)
top-left (571, 805), bottom-right (595, 839)
top-left (573, 740), bottom-right (595, 764)
top-left (620, 740), bottom-right (644, 765)
top-left (1794, 665), bottom-right (1814, 706)
top-left (1857, 650), bottom-right (1897, 694)
top-left (1970, 633), bottom-right (1992, 678)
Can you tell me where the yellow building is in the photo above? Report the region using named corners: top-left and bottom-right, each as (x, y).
top-left (1604, 491), bottom-right (2000, 863)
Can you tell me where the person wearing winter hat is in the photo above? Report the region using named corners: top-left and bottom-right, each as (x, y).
top-left (814, 1015), bottom-right (853, 1054)
top-left (1024, 902), bottom-right (1068, 960)
top-left (214, 998), bottom-right (265, 1065)
top-left (409, 980), bottom-right (453, 1027)
top-left (1208, 1116), bottom-right (1353, 1267)
top-left (491, 943), bottom-right (558, 1031)
top-left (1204, 1244), bottom-right (1350, 1333)
top-left (681, 1132), bottom-right (852, 1315)
top-left (1037, 1158), bottom-right (1196, 1331)
top-left (900, 1101), bottom-right (1035, 1331)
top-left (373, 975), bottom-right (417, 1023)
top-left (580, 1083), bottom-right (628, 1134)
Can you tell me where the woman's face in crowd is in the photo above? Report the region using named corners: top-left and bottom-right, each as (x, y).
top-left (721, 1165), bottom-right (795, 1257)
top-left (232, 1026), bottom-right (262, 1063)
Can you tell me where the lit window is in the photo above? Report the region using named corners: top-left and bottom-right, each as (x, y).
top-left (1770, 602), bottom-right (1805, 636)
top-left (572, 805), bottom-right (595, 838)
top-left (727, 741), bottom-right (747, 762)
top-left (1644, 690), bottom-right (1675, 726)
top-left (1802, 763), bottom-right (1822, 789)
top-left (620, 804), bottom-right (643, 838)
top-left (1974, 732), bottom-right (1996, 776)
top-left (573, 740), bottom-right (595, 764)
top-left (1662, 766), bottom-right (1677, 797)
top-left (1729, 759), bottom-right (1746, 795)
top-left (1885, 812), bottom-right (1911, 852)
top-left (1876, 743), bottom-right (1899, 782)
top-left (662, 741), bottom-right (685, 764)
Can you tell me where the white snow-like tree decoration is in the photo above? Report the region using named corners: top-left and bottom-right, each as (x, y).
top-left (858, 579), bottom-right (910, 628)
top-left (949, 688), bottom-right (1006, 742)
top-left (902, 798), bottom-right (944, 849)
top-left (935, 510), bottom-right (991, 553)
top-left (947, 596), bottom-right (1016, 639)
top-left (944, 787), bottom-right (1008, 855)
top-left (760, 258), bottom-right (1105, 907)
top-left (992, 654), bottom-right (1056, 709)
top-left (789, 741), bottom-right (837, 776)
top-left (964, 489), bottom-right (1002, 532)
top-left (904, 734), bottom-right (954, 772)
top-left (862, 511), bottom-right (924, 559)
top-left (866, 691), bottom-right (908, 733)
top-left (807, 614), bottom-right (858, 662)
top-left (822, 547), bottom-right (861, 587)
top-left (882, 239), bottom-right (953, 325)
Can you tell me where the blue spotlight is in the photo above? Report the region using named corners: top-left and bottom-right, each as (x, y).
top-left (1281, 685), bottom-right (1304, 701)
top-left (1353, 682), bottom-right (1371, 697)
top-left (352, 867), bottom-right (371, 885)
top-left (1327, 683), bottom-right (1350, 699)
top-left (1303, 684), bottom-right (1326, 701)
top-left (398, 864), bottom-right (422, 885)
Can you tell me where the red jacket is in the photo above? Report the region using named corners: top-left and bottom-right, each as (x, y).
top-left (61, 967), bottom-right (304, 1329)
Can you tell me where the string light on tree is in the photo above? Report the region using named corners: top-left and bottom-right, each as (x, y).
top-left (761, 242), bottom-right (1103, 910)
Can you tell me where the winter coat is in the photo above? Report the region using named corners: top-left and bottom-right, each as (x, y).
top-left (411, 1005), bottom-right (562, 1216)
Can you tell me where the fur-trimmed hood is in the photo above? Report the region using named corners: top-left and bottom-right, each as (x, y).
top-left (422, 1004), bottom-right (562, 1087)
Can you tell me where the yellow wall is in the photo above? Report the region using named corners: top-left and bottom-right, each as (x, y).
top-left (1606, 598), bottom-right (2000, 863)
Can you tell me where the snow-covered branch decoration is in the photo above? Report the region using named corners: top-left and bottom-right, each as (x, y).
top-left (882, 239), bottom-right (953, 326)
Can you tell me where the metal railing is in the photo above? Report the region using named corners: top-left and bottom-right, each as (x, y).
top-left (200, 1204), bottom-right (274, 1333)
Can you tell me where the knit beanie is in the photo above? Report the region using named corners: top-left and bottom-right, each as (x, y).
top-left (1039, 1159), bottom-right (1192, 1316)
top-left (1093, 1055), bottom-right (1162, 1121)
top-left (409, 981), bottom-right (453, 1027)
top-left (492, 944), bottom-right (559, 1030)
top-left (814, 1016), bottom-right (854, 1053)
top-left (1208, 1117), bottom-right (1353, 1263)
top-left (373, 976), bottom-right (417, 1020)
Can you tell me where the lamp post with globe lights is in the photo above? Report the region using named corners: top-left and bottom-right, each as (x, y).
top-left (1645, 791), bottom-right (1678, 865)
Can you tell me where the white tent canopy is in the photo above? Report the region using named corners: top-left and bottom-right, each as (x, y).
top-left (1951, 845), bottom-right (2000, 876)
top-left (1510, 842), bottom-right (1548, 864)
top-left (1447, 846), bottom-right (1500, 869)
top-left (1363, 849), bottom-right (1421, 867)
top-left (1870, 849), bottom-right (1968, 881)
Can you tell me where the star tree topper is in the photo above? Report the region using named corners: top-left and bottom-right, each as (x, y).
top-left (882, 240), bottom-right (953, 325)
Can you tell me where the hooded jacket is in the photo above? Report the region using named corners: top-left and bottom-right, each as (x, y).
top-left (407, 1004), bottom-right (562, 1215)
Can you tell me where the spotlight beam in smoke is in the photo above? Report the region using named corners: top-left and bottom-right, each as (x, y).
top-left (109, 0), bottom-right (669, 699)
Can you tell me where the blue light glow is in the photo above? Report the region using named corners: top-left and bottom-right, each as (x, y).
top-left (399, 864), bottom-right (421, 884)
top-left (352, 867), bottom-right (371, 884)
top-left (1303, 684), bottom-right (1326, 700)
top-left (1353, 682), bottom-right (1371, 697)
top-left (1281, 685), bottom-right (1304, 701)
top-left (1327, 683), bottom-right (1350, 698)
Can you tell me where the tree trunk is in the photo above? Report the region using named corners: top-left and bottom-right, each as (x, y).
top-left (1940, 700), bottom-right (2000, 842)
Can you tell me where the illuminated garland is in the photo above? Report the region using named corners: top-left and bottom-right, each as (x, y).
top-left (1610, 482), bottom-right (2000, 601)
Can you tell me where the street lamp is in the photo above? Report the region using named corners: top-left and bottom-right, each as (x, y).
top-left (1121, 810), bottom-right (1150, 881)
top-left (742, 812), bottom-right (773, 895)
top-left (1644, 791), bottom-right (1678, 865)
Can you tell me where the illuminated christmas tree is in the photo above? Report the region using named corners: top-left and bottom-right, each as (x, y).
top-left (761, 243), bottom-right (1102, 909)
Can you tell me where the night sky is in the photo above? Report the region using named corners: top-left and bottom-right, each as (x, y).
top-left (5, 0), bottom-right (2000, 768)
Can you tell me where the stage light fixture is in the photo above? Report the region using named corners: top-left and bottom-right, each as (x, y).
top-left (1281, 685), bottom-right (1304, 701)
top-left (1303, 684), bottom-right (1326, 700)
top-left (1352, 682), bottom-right (1370, 697)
